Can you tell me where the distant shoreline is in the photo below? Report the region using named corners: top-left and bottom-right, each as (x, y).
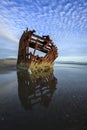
top-left (0, 58), bottom-right (87, 74)
top-left (0, 58), bottom-right (17, 73)
top-left (55, 61), bottom-right (87, 65)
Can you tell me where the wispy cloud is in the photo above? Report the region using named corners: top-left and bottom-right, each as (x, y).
top-left (0, 0), bottom-right (87, 60)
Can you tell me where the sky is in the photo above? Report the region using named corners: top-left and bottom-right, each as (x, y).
top-left (0, 0), bottom-right (87, 62)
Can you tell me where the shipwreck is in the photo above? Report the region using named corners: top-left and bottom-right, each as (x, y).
top-left (17, 28), bottom-right (58, 70)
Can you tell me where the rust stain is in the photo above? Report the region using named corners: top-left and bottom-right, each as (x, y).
top-left (17, 28), bottom-right (58, 65)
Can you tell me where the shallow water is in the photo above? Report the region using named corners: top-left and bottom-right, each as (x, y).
top-left (0, 64), bottom-right (87, 130)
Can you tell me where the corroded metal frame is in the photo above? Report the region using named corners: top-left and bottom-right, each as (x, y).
top-left (17, 28), bottom-right (58, 65)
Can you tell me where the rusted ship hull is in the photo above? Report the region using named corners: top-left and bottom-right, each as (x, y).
top-left (17, 28), bottom-right (58, 69)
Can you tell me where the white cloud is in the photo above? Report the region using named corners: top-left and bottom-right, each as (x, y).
top-left (0, 25), bottom-right (18, 43)
top-left (0, 0), bottom-right (17, 6)
top-left (0, 0), bottom-right (87, 59)
top-left (56, 56), bottom-right (87, 63)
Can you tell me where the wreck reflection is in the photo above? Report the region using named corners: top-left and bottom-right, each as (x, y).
top-left (17, 70), bottom-right (57, 110)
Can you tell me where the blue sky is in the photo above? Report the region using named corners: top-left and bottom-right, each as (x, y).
top-left (0, 0), bottom-right (87, 62)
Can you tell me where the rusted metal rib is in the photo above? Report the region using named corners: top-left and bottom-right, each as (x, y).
top-left (17, 28), bottom-right (58, 65)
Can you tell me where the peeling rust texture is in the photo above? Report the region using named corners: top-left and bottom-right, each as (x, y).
top-left (17, 28), bottom-right (58, 64)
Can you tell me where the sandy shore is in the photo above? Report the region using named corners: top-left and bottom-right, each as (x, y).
top-left (0, 59), bottom-right (17, 73)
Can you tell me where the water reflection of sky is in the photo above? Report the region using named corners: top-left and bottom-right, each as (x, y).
top-left (0, 65), bottom-right (87, 129)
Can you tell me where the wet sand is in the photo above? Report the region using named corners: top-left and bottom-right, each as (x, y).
top-left (0, 61), bottom-right (87, 130)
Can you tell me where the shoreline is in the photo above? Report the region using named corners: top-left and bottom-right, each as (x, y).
top-left (0, 59), bottom-right (17, 73)
top-left (0, 58), bottom-right (87, 74)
